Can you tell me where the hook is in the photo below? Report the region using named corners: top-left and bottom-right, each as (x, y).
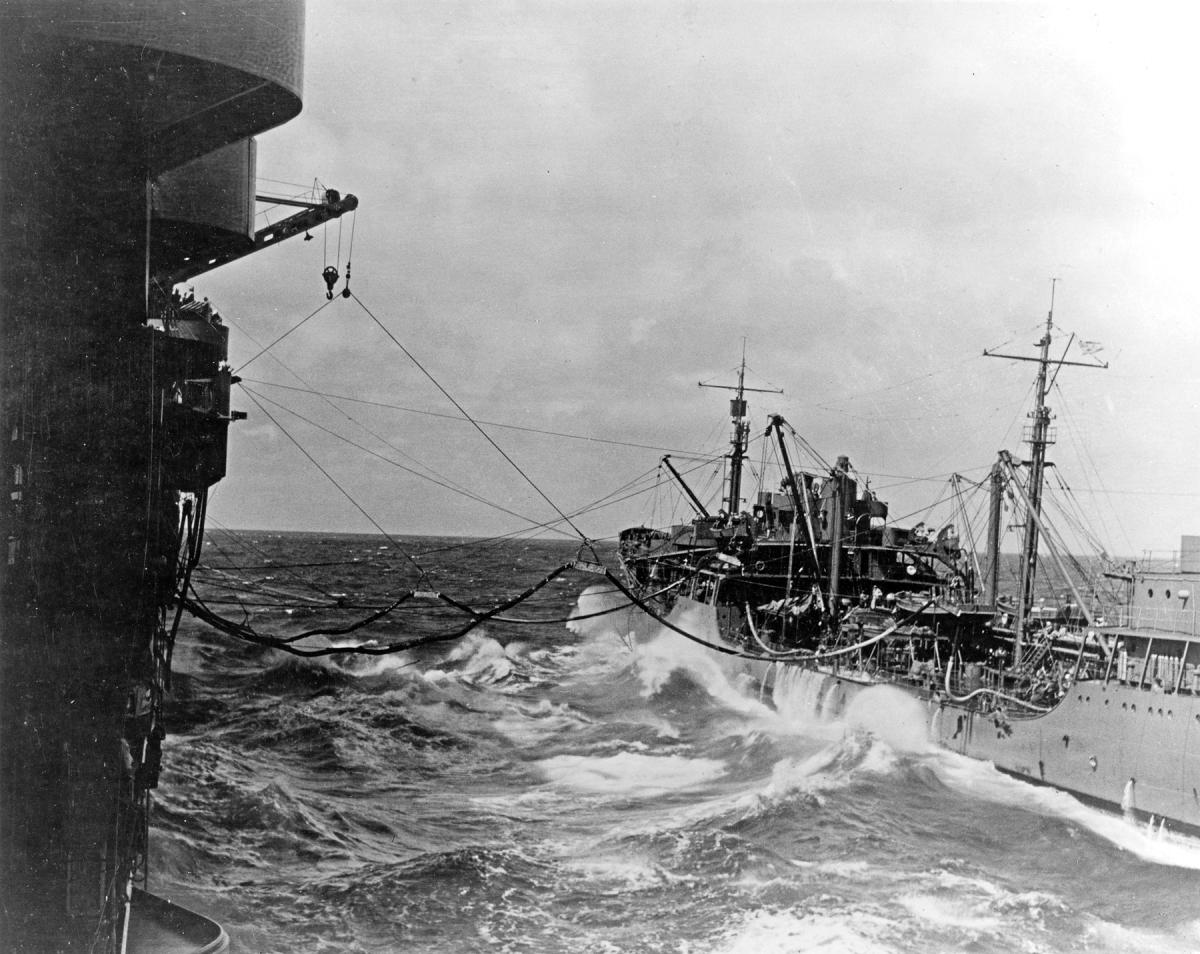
top-left (322, 265), bottom-right (339, 300)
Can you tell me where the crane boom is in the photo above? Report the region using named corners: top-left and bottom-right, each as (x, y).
top-left (160, 189), bottom-right (359, 287)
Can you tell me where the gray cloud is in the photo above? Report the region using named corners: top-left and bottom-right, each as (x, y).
top-left (201, 2), bottom-right (1200, 553)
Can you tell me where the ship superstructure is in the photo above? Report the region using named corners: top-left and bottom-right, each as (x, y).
top-left (0, 3), bottom-right (353, 950)
top-left (614, 300), bottom-right (1200, 833)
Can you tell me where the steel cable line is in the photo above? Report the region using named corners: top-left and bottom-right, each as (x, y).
top-left (233, 297), bottom-right (337, 375)
top-left (350, 291), bottom-right (599, 556)
top-left (200, 514), bottom-right (345, 600)
top-left (231, 384), bottom-right (664, 615)
top-left (240, 378), bottom-right (711, 456)
top-left (221, 309), bottom-right (488, 508)
top-left (186, 575), bottom-right (332, 605)
top-left (183, 562), bottom-right (586, 656)
top-left (601, 568), bottom-right (942, 664)
top-left (1053, 383), bottom-right (1134, 556)
top-left (241, 388), bottom-right (432, 584)
top-left (241, 383), bottom-right (579, 540)
top-left (412, 458), bottom-right (685, 558)
top-left (1047, 469), bottom-right (1110, 560)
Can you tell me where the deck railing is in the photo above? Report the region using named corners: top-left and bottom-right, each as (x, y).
top-left (1106, 604), bottom-right (1199, 637)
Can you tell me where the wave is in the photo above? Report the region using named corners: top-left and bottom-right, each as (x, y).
top-left (931, 751), bottom-right (1200, 870)
top-left (712, 855), bottom-right (1200, 954)
top-left (537, 750), bottom-right (726, 797)
top-left (713, 908), bottom-right (899, 954)
top-left (566, 583), bottom-right (643, 641)
top-left (421, 631), bottom-right (517, 686)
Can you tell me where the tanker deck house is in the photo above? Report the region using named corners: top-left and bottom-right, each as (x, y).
top-left (0, 4), bottom-right (352, 951)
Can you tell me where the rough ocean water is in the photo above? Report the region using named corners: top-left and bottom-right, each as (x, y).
top-left (156, 531), bottom-right (1200, 953)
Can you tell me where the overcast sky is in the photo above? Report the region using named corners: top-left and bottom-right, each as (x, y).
top-left (199, 2), bottom-right (1199, 556)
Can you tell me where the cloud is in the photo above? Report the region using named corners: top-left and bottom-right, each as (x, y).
top-left (198, 2), bottom-right (1200, 550)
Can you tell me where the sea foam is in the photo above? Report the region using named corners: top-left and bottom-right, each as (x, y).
top-left (537, 751), bottom-right (726, 797)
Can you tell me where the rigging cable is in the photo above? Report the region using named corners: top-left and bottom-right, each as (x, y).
top-left (240, 378), bottom-right (715, 454)
top-left (223, 307), bottom-right (608, 584)
top-left (241, 383), bottom-right (578, 540)
top-left (163, 489), bottom-right (207, 687)
top-left (602, 568), bottom-right (944, 664)
top-left (341, 206), bottom-right (356, 298)
top-left (226, 323), bottom-right (497, 525)
top-left (350, 291), bottom-right (599, 558)
top-left (240, 388), bottom-right (432, 585)
top-left (233, 297), bottom-right (337, 375)
top-left (1053, 383), bottom-right (1134, 557)
top-left (185, 562), bottom-right (578, 657)
top-left (241, 374), bottom-right (710, 453)
top-left (200, 513), bottom-right (343, 600)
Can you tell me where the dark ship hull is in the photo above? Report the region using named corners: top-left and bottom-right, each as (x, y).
top-left (0, 4), bottom-right (351, 950)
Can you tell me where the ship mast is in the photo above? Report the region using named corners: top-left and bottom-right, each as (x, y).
top-left (699, 345), bottom-right (782, 515)
top-left (983, 281), bottom-right (1106, 665)
top-left (1015, 290), bottom-right (1056, 661)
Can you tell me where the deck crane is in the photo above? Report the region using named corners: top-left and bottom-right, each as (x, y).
top-left (154, 187), bottom-right (359, 289)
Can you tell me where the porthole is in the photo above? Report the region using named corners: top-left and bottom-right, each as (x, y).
top-left (1167, 590), bottom-right (1172, 599)
top-left (1148, 588), bottom-right (1155, 598)
top-left (1131, 704), bottom-right (1137, 712)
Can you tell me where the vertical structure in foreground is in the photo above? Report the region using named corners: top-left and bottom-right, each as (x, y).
top-left (1, 3), bottom-right (305, 950)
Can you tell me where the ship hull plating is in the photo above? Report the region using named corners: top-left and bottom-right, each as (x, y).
top-left (753, 659), bottom-right (1200, 835)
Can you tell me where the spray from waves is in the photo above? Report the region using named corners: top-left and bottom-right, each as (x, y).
top-left (755, 732), bottom-right (900, 803)
top-left (625, 597), bottom-right (772, 718)
top-left (431, 631), bottom-right (516, 685)
top-left (769, 665), bottom-right (934, 754)
top-left (772, 668), bottom-right (1200, 869)
top-left (841, 685), bottom-right (932, 753)
top-left (333, 649), bottom-right (420, 680)
top-left (283, 630), bottom-right (518, 686)
top-left (634, 631), bottom-right (772, 719)
top-left (567, 583), bottom-right (644, 641)
top-left (567, 585), bottom-right (774, 719)
top-left (932, 750), bottom-right (1200, 869)
top-left (608, 731), bottom-right (913, 840)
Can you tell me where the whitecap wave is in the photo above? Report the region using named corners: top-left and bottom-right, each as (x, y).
top-left (420, 631), bottom-right (515, 686)
top-left (566, 583), bottom-right (641, 640)
top-left (715, 908), bottom-right (897, 954)
top-left (537, 751), bottom-right (726, 796)
top-left (932, 750), bottom-right (1200, 869)
top-left (1081, 915), bottom-right (1200, 953)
